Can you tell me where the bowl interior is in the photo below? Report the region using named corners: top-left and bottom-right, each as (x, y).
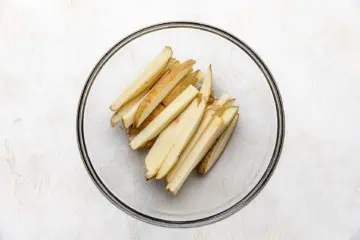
top-left (78, 23), bottom-right (283, 227)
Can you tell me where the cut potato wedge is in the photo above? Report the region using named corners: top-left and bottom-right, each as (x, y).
top-left (156, 74), bottom-right (212, 179)
top-left (166, 107), bottom-right (238, 194)
top-left (197, 113), bottom-right (239, 175)
top-left (162, 70), bottom-right (200, 106)
top-left (165, 112), bottom-right (211, 182)
top-left (145, 118), bottom-right (180, 179)
top-left (166, 116), bottom-right (225, 195)
top-left (166, 94), bottom-right (234, 182)
top-left (165, 108), bottom-right (218, 182)
top-left (110, 46), bottom-right (173, 111)
top-left (133, 59), bottom-right (195, 127)
top-left (200, 65), bottom-right (213, 103)
top-left (156, 96), bottom-right (206, 179)
top-left (130, 85), bottom-right (199, 150)
top-left (111, 90), bottom-right (148, 127)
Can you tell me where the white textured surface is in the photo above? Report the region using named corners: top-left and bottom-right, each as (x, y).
top-left (1, 0), bottom-right (360, 239)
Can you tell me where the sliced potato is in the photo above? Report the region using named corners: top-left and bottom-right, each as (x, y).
top-left (165, 107), bottom-right (219, 182)
top-left (156, 96), bottom-right (206, 179)
top-left (199, 65), bottom-right (213, 102)
top-left (166, 116), bottom-right (225, 195)
top-left (111, 90), bottom-right (148, 127)
top-left (145, 118), bottom-right (180, 179)
top-left (130, 85), bottom-right (199, 150)
top-left (145, 95), bottom-right (203, 179)
top-left (166, 96), bottom-right (236, 182)
top-left (133, 59), bottom-right (195, 127)
top-left (166, 88), bottom-right (229, 183)
top-left (197, 113), bottom-right (239, 175)
top-left (166, 107), bottom-right (238, 194)
top-left (155, 66), bottom-right (213, 179)
top-left (162, 70), bottom-right (200, 106)
top-left (110, 46), bottom-right (173, 111)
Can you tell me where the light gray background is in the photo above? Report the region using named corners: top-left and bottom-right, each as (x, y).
top-left (1, 1), bottom-right (360, 239)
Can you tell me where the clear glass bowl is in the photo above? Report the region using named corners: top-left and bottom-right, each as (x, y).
top-left (77, 22), bottom-right (285, 227)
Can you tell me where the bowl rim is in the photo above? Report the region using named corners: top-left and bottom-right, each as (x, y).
top-left (76, 21), bottom-right (285, 228)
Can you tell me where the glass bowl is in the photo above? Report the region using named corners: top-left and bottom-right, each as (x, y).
top-left (77, 22), bottom-right (285, 227)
